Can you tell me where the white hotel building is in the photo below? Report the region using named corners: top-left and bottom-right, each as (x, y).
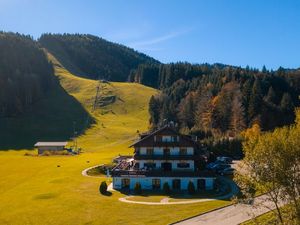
top-left (112, 126), bottom-right (216, 191)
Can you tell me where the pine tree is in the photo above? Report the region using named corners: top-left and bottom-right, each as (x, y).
top-left (280, 93), bottom-right (294, 111)
top-left (248, 79), bottom-right (263, 121)
top-left (265, 86), bottom-right (276, 104)
top-left (149, 96), bottom-right (160, 126)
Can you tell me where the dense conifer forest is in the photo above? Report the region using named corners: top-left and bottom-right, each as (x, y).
top-left (135, 63), bottom-right (300, 137)
top-left (0, 32), bottom-right (54, 117)
top-left (39, 33), bottom-right (159, 81)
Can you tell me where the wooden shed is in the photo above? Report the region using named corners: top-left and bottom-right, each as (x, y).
top-left (34, 142), bottom-right (68, 155)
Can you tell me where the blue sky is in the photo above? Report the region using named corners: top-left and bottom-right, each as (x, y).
top-left (1, 0), bottom-right (300, 69)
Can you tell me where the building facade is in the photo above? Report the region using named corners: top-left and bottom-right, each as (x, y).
top-left (112, 126), bottom-right (215, 191)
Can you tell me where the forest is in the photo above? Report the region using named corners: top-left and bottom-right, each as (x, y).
top-left (0, 32), bottom-right (55, 117)
top-left (39, 33), bottom-right (159, 81)
top-left (137, 63), bottom-right (300, 154)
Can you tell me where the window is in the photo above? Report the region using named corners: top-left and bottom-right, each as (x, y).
top-left (152, 179), bottom-right (161, 189)
top-left (144, 162), bottom-right (156, 169)
top-left (146, 148), bottom-right (153, 155)
top-left (162, 136), bottom-right (171, 142)
top-left (155, 135), bottom-right (162, 142)
top-left (177, 162), bottom-right (190, 168)
top-left (197, 179), bottom-right (206, 190)
top-left (164, 148), bottom-right (170, 156)
top-left (135, 148), bottom-right (140, 155)
top-left (121, 178), bottom-right (130, 188)
top-left (179, 148), bottom-right (187, 155)
top-left (162, 162), bottom-right (172, 171)
top-left (172, 179), bottom-right (181, 189)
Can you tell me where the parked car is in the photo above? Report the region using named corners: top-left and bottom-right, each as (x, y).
top-left (206, 162), bottom-right (217, 169)
top-left (219, 167), bottom-right (235, 176)
top-left (215, 164), bottom-right (231, 173)
top-left (209, 163), bottom-right (231, 173)
top-left (217, 156), bottom-right (233, 164)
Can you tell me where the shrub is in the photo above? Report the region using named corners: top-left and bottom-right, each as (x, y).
top-left (163, 182), bottom-right (171, 195)
top-left (24, 152), bottom-right (34, 156)
top-left (42, 151), bottom-right (51, 156)
top-left (188, 181), bottom-right (196, 195)
top-left (134, 182), bottom-right (142, 194)
top-left (99, 181), bottom-right (108, 195)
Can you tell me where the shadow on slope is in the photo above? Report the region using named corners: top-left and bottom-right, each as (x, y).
top-left (0, 79), bottom-right (95, 150)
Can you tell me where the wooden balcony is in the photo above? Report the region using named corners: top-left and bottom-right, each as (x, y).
top-left (133, 153), bottom-right (198, 160)
top-left (111, 168), bottom-right (215, 178)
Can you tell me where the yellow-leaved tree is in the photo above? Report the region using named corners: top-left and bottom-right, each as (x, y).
top-left (235, 109), bottom-right (300, 224)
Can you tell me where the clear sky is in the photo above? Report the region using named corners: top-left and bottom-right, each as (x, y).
top-left (1, 0), bottom-right (300, 69)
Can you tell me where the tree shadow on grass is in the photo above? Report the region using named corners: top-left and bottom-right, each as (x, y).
top-left (0, 79), bottom-right (95, 150)
top-left (101, 191), bottom-right (112, 197)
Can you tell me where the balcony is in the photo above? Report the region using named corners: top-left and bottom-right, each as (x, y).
top-left (134, 153), bottom-right (197, 160)
top-left (111, 168), bottom-right (215, 178)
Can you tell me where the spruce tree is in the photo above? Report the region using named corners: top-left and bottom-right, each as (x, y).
top-left (280, 93), bottom-right (294, 111)
top-left (248, 79), bottom-right (263, 121)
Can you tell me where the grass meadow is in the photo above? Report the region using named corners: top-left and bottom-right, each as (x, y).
top-left (0, 54), bottom-right (231, 225)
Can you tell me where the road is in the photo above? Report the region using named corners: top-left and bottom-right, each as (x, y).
top-left (174, 190), bottom-right (284, 225)
top-left (174, 161), bottom-right (284, 225)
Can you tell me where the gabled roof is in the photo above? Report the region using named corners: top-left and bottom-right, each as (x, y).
top-left (34, 142), bottom-right (68, 147)
top-left (129, 125), bottom-right (196, 147)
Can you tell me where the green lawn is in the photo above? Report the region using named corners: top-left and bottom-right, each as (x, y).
top-left (0, 53), bottom-right (231, 225)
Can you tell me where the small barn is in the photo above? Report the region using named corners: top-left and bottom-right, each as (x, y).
top-left (34, 142), bottom-right (68, 155)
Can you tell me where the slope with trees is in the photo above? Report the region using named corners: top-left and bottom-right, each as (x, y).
top-left (145, 63), bottom-right (300, 136)
top-left (0, 32), bottom-right (55, 117)
top-left (39, 33), bottom-right (159, 81)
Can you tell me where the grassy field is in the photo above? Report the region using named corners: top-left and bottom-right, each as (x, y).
top-left (0, 54), bottom-right (231, 225)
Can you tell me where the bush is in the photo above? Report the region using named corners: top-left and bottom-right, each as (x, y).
top-left (42, 151), bottom-right (51, 156)
top-left (134, 182), bottom-right (142, 194)
top-left (188, 181), bottom-right (195, 195)
top-left (99, 181), bottom-right (108, 195)
top-left (163, 182), bottom-right (171, 195)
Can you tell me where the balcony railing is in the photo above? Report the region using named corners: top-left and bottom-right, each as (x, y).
top-left (134, 153), bottom-right (197, 160)
top-left (111, 168), bottom-right (215, 177)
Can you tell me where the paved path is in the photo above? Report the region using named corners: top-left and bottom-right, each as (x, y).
top-left (173, 194), bottom-right (285, 225)
top-left (118, 177), bottom-right (239, 205)
top-left (81, 164), bottom-right (104, 178)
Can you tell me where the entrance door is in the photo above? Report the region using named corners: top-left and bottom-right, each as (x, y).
top-left (197, 179), bottom-right (206, 190)
top-left (172, 179), bottom-right (181, 190)
top-left (162, 162), bottom-right (172, 171)
top-left (121, 178), bottom-right (130, 189)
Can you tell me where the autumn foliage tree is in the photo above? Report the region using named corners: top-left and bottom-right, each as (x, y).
top-left (235, 109), bottom-right (300, 224)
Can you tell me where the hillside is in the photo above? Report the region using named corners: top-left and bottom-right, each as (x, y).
top-left (140, 63), bottom-right (300, 134)
top-left (0, 32), bottom-right (54, 117)
top-left (48, 52), bottom-right (158, 153)
top-left (39, 33), bottom-right (159, 81)
top-left (0, 50), bottom-right (158, 150)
